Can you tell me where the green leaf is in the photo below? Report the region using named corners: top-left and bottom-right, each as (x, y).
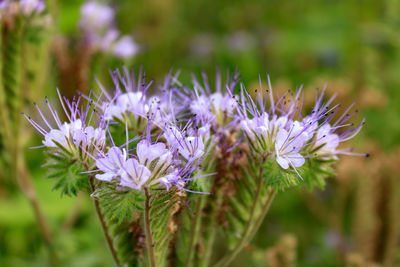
top-left (95, 183), bottom-right (145, 225)
top-left (263, 159), bottom-right (301, 192)
top-left (301, 159), bottom-right (336, 190)
top-left (44, 150), bottom-right (89, 196)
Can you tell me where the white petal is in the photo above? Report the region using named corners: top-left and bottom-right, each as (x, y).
top-left (108, 147), bottom-right (124, 166)
top-left (44, 129), bottom-right (68, 148)
top-left (275, 129), bottom-right (289, 151)
top-left (276, 155), bottom-right (289, 169)
top-left (137, 140), bottom-right (166, 164)
top-left (95, 172), bottom-right (114, 182)
top-left (96, 157), bottom-right (115, 172)
top-left (287, 153), bottom-right (305, 167)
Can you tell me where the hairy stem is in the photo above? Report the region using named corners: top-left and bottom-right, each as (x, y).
top-left (144, 187), bottom-right (157, 267)
top-left (89, 177), bottom-right (121, 267)
top-left (198, 188), bottom-right (223, 267)
top-left (185, 195), bottom-right (206, 267)
top-left (247, 189), bottom-right (276, 242)
top-left (214, 162), bottom-right (265, 267)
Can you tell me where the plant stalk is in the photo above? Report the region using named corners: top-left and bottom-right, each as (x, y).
top-left (89, 177), bottom-right (121, 267)
top-left (198, 187), bottom-right (223, 267)
top-left (185, 195), bottom-right (206, 267)
top-left (214, 161), bottom-right (265, 267)
top-left (144, 187), bottom-right (157, 267)
top-left (247, 189), bottom-right (276, 242)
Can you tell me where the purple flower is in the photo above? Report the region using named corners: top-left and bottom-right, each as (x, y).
top-left (103, 91), bottom-right (149, 120)
top-left (189, 70), bottom-right (240, 130)
top-left (24, 91), bottom-right (106, 158)
top-left (178, 136), bottom-right (205, 161)
top-left (79, 1), bottom-right (139, 59)
top-left (137, 140), bottom-right (168, 165)
top-left (120, 158), bottom-right (151, 190)
top-left (275, 128), bottom-right (306, 169)
top-left (95, 147), bottom-right (127, 182)
top-left (93, 117), bottom-right (205, 191)
top-left (95, 67), bottom-right (166, 127)
top-left (158, 170), bottom-right (183, 191)
top-left (163, 124), bottom-right (205, 161)
top-left (80, 1), bottom-right (114, 32)
top-left (113, 36), bottom-right (139, 59)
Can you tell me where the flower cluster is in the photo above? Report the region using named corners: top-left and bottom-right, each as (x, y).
top-left (79, 1), bottom-right (139, 59)
top-left (23, 91), bottom-right (106, 161)
top-left (95, 124), bottom-right (204, 191)
top-left (190, 70), bottom-right (240, 132)
top-left (238, 82), bottom-right (367, 177)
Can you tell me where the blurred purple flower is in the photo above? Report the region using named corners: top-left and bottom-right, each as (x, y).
top-left (113, 36), bottom-right (139, 58)
top-left (80, 1), bottom-right (114, 32)
top-left (79, 1), bottom-right (139, 59)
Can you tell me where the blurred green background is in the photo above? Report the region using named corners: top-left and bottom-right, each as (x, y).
top-left (1, 0), bottom-right (400, 266)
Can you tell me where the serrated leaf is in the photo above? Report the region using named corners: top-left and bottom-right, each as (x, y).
top-left (44, 152), bottom-right (89, 196)
top-left (263, 159), bottom-right (301, 192)
top-left (95, 183), bottom-right (144, 225)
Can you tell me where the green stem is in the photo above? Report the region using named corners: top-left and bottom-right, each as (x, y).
top-left (198, 188), bottom-right (223, 267)
top-left (144, 187), bottom-right (157, 267)
top-left (247, 189), bottom-right (276, 242)
top-left (214, 162), bottom-right (265, 267)
top-left (185, 195), bottom-right (206, 267)
top-left (89, 177), bottom-right (121, 267)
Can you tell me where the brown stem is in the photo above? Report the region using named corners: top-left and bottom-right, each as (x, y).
top-left (89, 176), bottom-right (121, 267)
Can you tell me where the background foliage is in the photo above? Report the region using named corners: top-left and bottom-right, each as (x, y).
top-left (1, 0), bottom-right (400, 266)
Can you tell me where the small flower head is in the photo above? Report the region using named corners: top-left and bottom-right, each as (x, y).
top-left (24, 90), bottom-right (106, 161)
top-left (79, 1), bottom-right (114, 33)
top-left (190, 70), bottom-right (240, 131)
top-left (113, 36), bottom-right (139, 59)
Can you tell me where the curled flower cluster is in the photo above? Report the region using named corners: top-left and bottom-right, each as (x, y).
top-left (23, 91), bottom-right (106, 161)
top-left (190, 71), bottom-right (239, 131)
top-left (238, 81), bottom-right (368, 177)
top-left (79, 1), bottom-right (139, 59)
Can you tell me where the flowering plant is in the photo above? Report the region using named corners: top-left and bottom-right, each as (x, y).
top-left (25, 67), bottom-right (367, 267)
